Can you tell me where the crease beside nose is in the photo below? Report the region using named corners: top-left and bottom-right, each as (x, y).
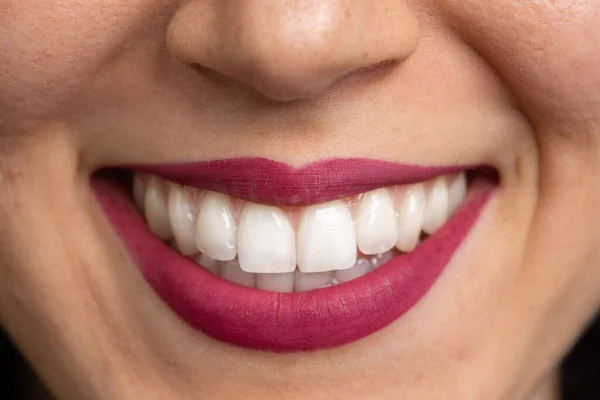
top-left (167, 1), bottom-right (420, 101)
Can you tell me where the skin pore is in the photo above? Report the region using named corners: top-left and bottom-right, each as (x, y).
top-left (1, 1), bottom-right (600, 399)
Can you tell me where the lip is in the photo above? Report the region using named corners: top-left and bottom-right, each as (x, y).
top-left (132, 158), bottom-right (466, 205)
top-left (93, 161), bottom-right (494, 352)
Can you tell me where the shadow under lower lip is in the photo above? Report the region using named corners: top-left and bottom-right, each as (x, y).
top-left (92, 173), bottom-right (494, 352)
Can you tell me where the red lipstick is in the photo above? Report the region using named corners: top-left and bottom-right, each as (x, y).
top-left (134, 158), bottom-right (464, 205)
top-left (94, 159), bottom-right (494, 352)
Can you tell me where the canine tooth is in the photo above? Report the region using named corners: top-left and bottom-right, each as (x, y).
top-left (237, 203), bottom-right (296, 273)
top-left (195, 191), bottom-right (237, 261)
top-left (220, 260), bottom-right (256, 288)
top-left (422, 177), bottom-right (449, 235)
top-left (168, 185), bottom-right (198, 256)
top-left (133, 174), bottom-right (147, 211)
top-left (395, 184), bottom-right (426, 252)
top-left (334, 257), bottom-right (371, 284)
top-left (448, 173), bottom-right (467, 216)
top-left (294, 271), bottom-right (335, 292)
top-left (256, 272), bottom-right (295, 292)
top-left (355, 189), bottom-right (398, 255)
top-left (144, 177), bottom-right (173, 240)
top-left (297, 200), bottom-right (357, 273)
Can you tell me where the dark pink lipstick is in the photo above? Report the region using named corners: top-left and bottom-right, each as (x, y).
top-left (94, 159), bottom-right (494, 352)
top-left (134, 158), bottom-right (465, 205)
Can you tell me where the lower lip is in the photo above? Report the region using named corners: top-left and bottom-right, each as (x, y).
top-left (93, 175), bottom-right (494, 352)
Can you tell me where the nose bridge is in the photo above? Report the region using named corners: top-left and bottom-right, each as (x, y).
top-left (168, 0), bottom-right (420, 101)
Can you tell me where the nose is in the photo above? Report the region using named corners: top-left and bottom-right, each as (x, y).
top-left (167, 0), bottom-right (420, 101)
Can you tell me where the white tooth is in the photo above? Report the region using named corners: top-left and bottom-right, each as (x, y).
top-left (168, 185), bottom-right (199, 256)
top-left (334, 257), bottom-right (371, 284)
top-left (256, 273), bottom-right (295, 292)
top-left (220, 260), bottom-right (256, 288)
top-left (395, 184), bottom-right (426, 252)
top-left (133, 174), bottom-right (147, 211)
top-left (294, 271), bottom-right (334, 292)
top-left (237, 203), bottom-right (296, 273)
top-left (193, 253), bottom-right (220, 275)
top-left (422, 177), bottom-right (450, 234)
top-left (297, 200), bottom-right (357, 273)
top-left (195, 191), bottom-right (237, 261)
top-left (144, 177), bottom-right (173, 240)
top-left (355, 189), bottom-right (398, 255)
top-left (448, 173), bottom-right (467, 216)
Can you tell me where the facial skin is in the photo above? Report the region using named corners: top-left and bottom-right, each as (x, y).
top-left (0, 0), bottom-right (599, 399)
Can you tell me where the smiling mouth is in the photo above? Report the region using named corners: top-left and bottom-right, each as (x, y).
top-left (93, 158), bottom-right (497, 352)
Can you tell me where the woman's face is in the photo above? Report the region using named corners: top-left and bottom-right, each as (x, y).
top-left (1, 1), bottom-right (599, 399)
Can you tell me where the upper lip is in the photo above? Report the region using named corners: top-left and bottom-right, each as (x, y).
top-left (131, 157), bottom-right (467, 205)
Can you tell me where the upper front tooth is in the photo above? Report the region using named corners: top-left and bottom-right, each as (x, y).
top-left (144, 177), bottom-right (173, 240)
top-left (297, 200), bottom-right (357, 273)
top-left (168, 185), bottom-right (199, 256)
top-left (355, 188), bottom-right (398, 255)
top-left (395, 183), bottom-right (426, 252)
top-left (422, 177), bottom-right (449, 235)
top-left (237, 203), bottom-right (296, 273)
top-left (448, 173), bottom-right (467, 216)
top-left (195, 191), bottom-right (237, 261)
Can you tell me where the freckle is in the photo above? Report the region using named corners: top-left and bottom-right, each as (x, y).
top-left (362, 51), bottom-right (369, 60)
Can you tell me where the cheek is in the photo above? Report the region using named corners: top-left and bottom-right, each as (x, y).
top-left (0, 0), bottom-right (165, 136)
top-left (442, 0), bottom-right (600, 129)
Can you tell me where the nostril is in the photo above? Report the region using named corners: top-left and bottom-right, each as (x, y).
top-left (190, 58), bottom-right (401, 103)
top-left (189, 63), bottom-right (317, 102)
top-left (167, 1), bottom-right (420, 102)
top-left (348, 58), bottom-right (399, 76)
top-left (337, 58), bottom-right (400, 86)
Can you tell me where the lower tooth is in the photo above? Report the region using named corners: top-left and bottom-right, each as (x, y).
top-left (334, 258), bottom-right (371, 284)
top-left (256, 272), bottom-right (295, 292)
top-left (193, 250), bottom-right (398, 291)
top-left (220, 260), bottom-right (256, 288)
top-left (294, 270), bottom-right (335, 292)
top-left (194, 253), bottom-right (220, 275)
